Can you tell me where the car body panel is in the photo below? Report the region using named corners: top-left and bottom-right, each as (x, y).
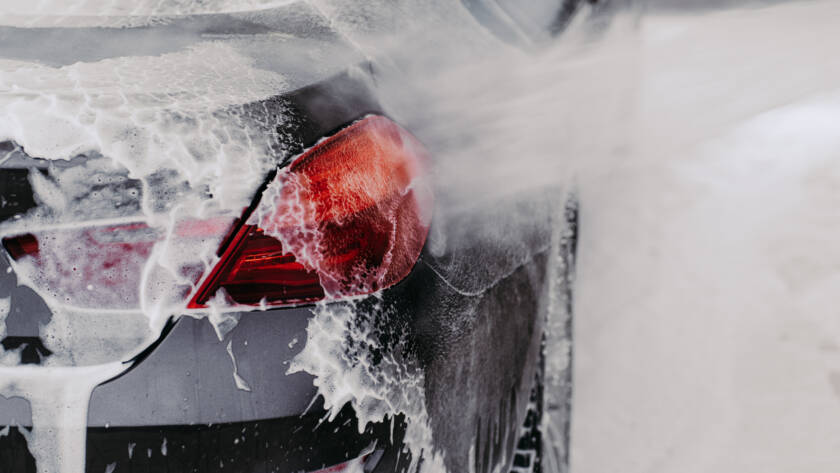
top-left (88, 308), bottom-right (317, 426)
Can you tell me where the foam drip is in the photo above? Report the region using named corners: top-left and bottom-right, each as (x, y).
top-left (0, 362), bottom-right (123, 473)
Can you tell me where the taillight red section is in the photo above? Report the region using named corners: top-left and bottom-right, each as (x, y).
top-left (2, 233), bottom-right (38, 260)
top-left (190, 225), bottom-right (324, 306)
top-left (189, 115), bottom-right (432, 308)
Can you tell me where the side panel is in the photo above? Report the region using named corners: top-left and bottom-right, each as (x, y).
top-left (403, 190), bottom-right (565, 473)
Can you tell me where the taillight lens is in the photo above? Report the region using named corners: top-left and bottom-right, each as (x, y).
top-left (189, 115), bottom-right (432, 308)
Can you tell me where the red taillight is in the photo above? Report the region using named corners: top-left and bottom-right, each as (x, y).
top-left (189, 115), bottom-right (433, 308)
top-left (0, 116), bottom-right (431, 311)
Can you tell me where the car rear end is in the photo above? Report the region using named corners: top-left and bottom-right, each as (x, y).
top-left (0, 2), bottom-right (570, 472)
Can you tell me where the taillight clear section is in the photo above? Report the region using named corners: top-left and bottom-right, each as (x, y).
top-left (189, 115), bottom-right (433, 308)
top-left (1, 218), bottom-right (233, 309)
top-left (1, 223), bottom-right (158, 308)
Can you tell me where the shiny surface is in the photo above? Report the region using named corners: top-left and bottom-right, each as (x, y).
top-left (191, 116), bottom-right (433, 307)
top-left (87, 307), bottom-right (317, 426)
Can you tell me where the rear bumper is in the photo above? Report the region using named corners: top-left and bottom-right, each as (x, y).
top-left (85, 405), bottom-right (406, 473)
top-left (0, 298), bottom-right (409, 472)
top-left (0, 407), bottom-right (406, 473)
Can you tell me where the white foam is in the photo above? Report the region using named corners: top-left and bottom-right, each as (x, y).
top-left (0, 0), bottom-right (297, 27)
top-left (226, 340), bottom-right (252, 392)
top-left (0, 297), bottom-right (9, 340)
top-left (0, 362), bottom-right (124, 473)
top-left (288, 299), bottom-right (446, 471)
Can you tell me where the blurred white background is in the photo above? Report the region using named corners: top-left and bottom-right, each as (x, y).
top-left (573, 1), bottom-right (840, 471)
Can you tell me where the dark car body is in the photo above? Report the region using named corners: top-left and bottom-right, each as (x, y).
top-left (0, 1), bottom-right (582, 472)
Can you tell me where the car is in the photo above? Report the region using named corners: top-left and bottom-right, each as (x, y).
top-left (0, 1), bottom-right (585, 472)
